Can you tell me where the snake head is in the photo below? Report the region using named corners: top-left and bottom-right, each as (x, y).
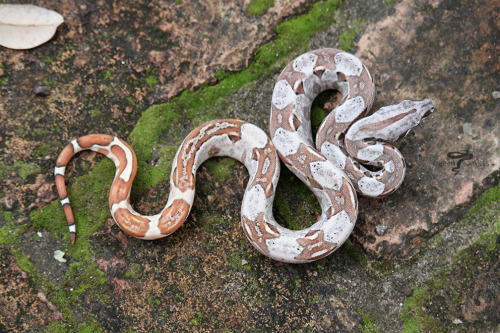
top-left (382, 98), bottom-right (435, 141)
top-left (346, 98), bottom-right (435, 143)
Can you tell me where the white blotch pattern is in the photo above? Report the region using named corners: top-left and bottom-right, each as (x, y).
top-left (241, 185), bottom-right (268, 221)
top-left (272, 128), bottom-right (302, 156)
top-left (334, 96), bottom-right (366, 123)
top-left (322, 210), bottom-right (353, 243)
top-left (385, 160), bottom-right (395, 173)
top-left (357, 144), bottom-right (384, 162)
top-left (292, 53), bottom-right (318, 75)
top-left (320, 142), bottom-right (347, 170)
top-left (241, 123), bottom-right (269, 149)
top-left (71, 139), bottom-right (83, 153)
top-left (334, 52), bottom-right (363, 76)
top-left (272, 80), bottom-right (296, 110)
top-left (54, 166), bottom-right (66, 176)
top-left (358, 177), bottom-right (385, 196)
top-left (309, 161), bottom-right (343, 191)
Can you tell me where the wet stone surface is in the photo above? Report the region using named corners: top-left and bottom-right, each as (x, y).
top-left (0, 0), bottom-right (498, 332)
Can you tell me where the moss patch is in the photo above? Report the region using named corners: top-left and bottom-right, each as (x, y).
top-left (402, 184), bottom-right (499, 332)
top-left (204, 157), bottom-right (237, 182)
top-left (144, 68), bottom-right (159, 90)
top-left (0, 161), bottom-right (42, 181)
top-left (403, 228), bottom-right (498, 332)
top-left (358, 308), bottom-right (381, 333)
top-left (340, 238), bottom-right (368, 268)
top-left (338, 19), bottom-right (364, 51)
top-left (402, 287), bottom-right (447, 333)
top-left (0, 214), bottom-right (29, 246)
top-left (245, 0), bottom-right (275, 16)
top-left (273, 166), bottom-right (321, 230)
top-left (200, 211), bottom-right (231, 233)
top-left (466, 181), bottom-right (500, 218)
top-left (125, 263), bottom-right (144, 280)
top-left (29, 160), bottom-right (116, 328)
top-left (190, 311), bottom-right (208, 326)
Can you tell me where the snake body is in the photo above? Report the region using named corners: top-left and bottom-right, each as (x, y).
top-left (55, 49), bottom-right (434, 263)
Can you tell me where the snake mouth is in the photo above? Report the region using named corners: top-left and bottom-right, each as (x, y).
top-left (419, 98), bottom-right (436, 119)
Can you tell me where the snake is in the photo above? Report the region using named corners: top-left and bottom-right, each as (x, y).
top-left (55, 49), bottom-right (434, 263)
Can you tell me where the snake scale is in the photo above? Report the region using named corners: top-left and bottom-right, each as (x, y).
top-left (55, 49), bottom-right (434, 263)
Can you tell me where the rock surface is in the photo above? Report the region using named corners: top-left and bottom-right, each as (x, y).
top-left (0, 0), bottom-right (498, 332)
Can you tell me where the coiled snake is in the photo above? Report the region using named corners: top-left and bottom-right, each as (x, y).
top-left (55, 49), bottom-right (434, 263)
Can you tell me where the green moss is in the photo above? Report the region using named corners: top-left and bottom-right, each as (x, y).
top-left (455, 223), bottom-right (499, 262)
top-left (402, 185), bottom-right (499, 332)
top-left (204, 157), bottom-right (236, 182)
top-left (104, 68), bottom-right (113, 80)
top-left (0, 227), bottom-right (13, 245)
top-left (0, 220), bottom-right (34, 274)
top-left (75, 319), bottom-right (104, 333)
top-left (0, 212), bottom-right (29, 246)
top-left (340, 238), bottom-right (368, 268)
top-left (2, 210), bottom-right (13, 223)
top-left (65, 261), bottom-right (109, 303)
top-left (30, 157), bottom-right (115, 243)
top-left (0, 62), bottom-right (8, 85)
top-left (308, 295), bottom-right (321, 305)
top-left (310, 106), bottom-right (327, 128)
top-left (273, 167), bottom-right (321, 230)
top-left (200, 211), bottom-right (231, 233)
top-left (370, 259), bottom-right (395, 274)
top-left (124, 329), bottom-right (139, 333)
top-left (139, 145), bottom-right (178, 190)
top-left (41, 77), bottom-right (58, 87)
top-left (0, 161), bottom-right (6, 178)
top-left (12, 248), bottom-right (36, 275)
top-left (402, 287), bottom-right (446, 333)
top-left (338, 19), bottom-right (364, 51)
top-left (33, 142), bottom-right (54, 158)
top-left (31, 202), bottom-right (67, 235)
top-left (357, 309), bottom-right (380, 333)
top-left (126, 96), bottom-right (139, 108)
top-left (245, 0), bottom-right (275, 16)
top-left (125, 263), bottom-right (143, 280)
top-left (189, 311), bottom-right (207, 326)
top-left (144, 69), bottom-right (159, 90)
top-left (43, 321), bottom-right (68, 333)
top-left (29, 160), bottom-right (116, 327)
top-left (128, 105), bottom-right (180, 164)
top-left (229, 252), bottom-right (252, 273)
top-left (33, 263), bottom-right (109, 330)
top-left (147, 295), bottom-right (161, 308)
top-left (90, 109), bottom-right (102, 118)
top-left (466, 181), bottom-right (500, 217)
top-left (14, 161), bottom-right (41, 179)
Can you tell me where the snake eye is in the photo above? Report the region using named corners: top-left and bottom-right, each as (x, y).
top-left (401, 100), bottom-right (413, 109)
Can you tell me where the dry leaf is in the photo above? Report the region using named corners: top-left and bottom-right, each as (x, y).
top-left (0, 4), bottom-right (64, 50)
top-left (53, 250), bottom-right (67, 263)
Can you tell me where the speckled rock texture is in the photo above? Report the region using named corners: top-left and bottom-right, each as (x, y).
top-left (0, 0), bottom-right (498, 332)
